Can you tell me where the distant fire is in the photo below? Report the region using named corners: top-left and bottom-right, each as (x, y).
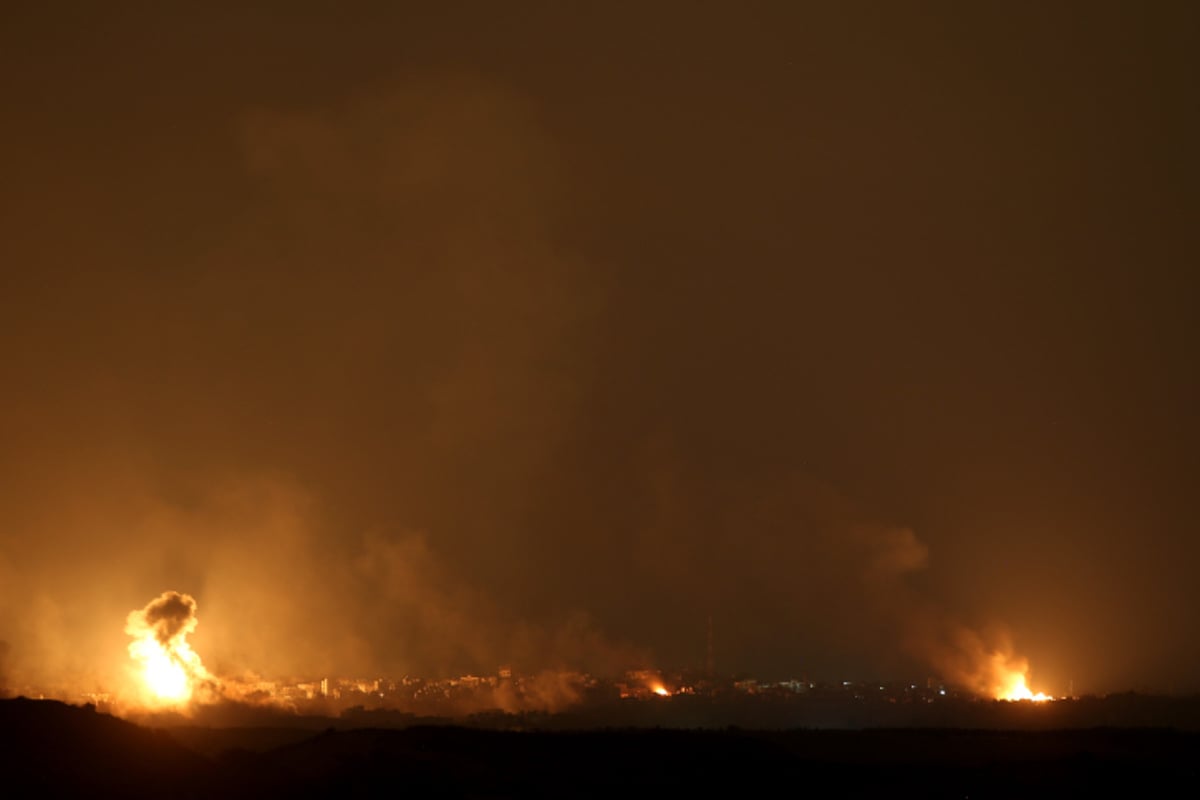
top-left (989, 653), bottom-right (1052, 702)
top-left (125, 591), bottom-right (216, 706)
top-left (618, 670), bottom-right (673, 699)
top-left (931, 634), bottom-right (1056, 703)
top-left (997, 671), bottom-right (1052, 702)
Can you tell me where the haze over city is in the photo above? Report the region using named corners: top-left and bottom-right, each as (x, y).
top-left (1, 1), bottom-right (1197, 717)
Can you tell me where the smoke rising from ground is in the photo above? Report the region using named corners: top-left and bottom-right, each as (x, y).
top-left (0, 73), bottom-right (634, 693)
top-left (633, 468), bottom-right (1045, 692)
top-left (2, 4), bottom-right (1198, 697)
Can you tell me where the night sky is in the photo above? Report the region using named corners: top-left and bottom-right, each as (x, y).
top-left (1, 2), bottom-right (1197, 696)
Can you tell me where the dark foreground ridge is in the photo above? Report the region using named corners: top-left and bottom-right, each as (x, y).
top-left (3, 697), bottom-right (1199, 798)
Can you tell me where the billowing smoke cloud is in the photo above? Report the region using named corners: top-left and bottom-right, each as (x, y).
top-left (913, 623), bottom-right (1032, 697)
top-left (0, 67), bottom-right (640, 698)
top-left (802, 487), bottom-right (1042, 697)
top-left (126, 591), bottom-right (199, 650)
top-left (125, 591), bottom-right (219, 706)
top-left (628, 465), bottom-right (1042, 695)
top-left (2, 0), bottom-right (1198, 708)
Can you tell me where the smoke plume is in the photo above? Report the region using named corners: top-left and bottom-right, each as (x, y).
top-left (126, 591), bottom-right (199, 650)
top-left (125, 591), bottom-right (219, 705)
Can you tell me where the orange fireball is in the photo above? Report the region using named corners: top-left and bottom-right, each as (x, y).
top-left (125, 591), bottom-right (215, 707)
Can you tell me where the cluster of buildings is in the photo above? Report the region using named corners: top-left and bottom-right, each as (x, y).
top-left (19, 669), bottom-right (978, 720)
top-left (217, 670), bottom-right (970, 715)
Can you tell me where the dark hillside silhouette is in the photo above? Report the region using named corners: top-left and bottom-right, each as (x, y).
top-left (4, 698), bottom-right (1200, 797)
top-left (0, 697), bottom-right (212, 798)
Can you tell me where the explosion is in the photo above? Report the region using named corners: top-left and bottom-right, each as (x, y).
top-left (986, 651), bottom-right (1052, 702)
top-left (649, 681), bottom-right (671, 697)
top-left (125, 591), bottom-right (217, 706)
top-left (997, 671), bottom-right (1052, 702)
top-left (917, 623), bottom-right (1054, 703)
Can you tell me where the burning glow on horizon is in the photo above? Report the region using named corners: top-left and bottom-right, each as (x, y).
top-left (938, 639), bottom-right (1056, 703)
top-left (997, 671), bottom-right (1052, 702)
top-left (125, 591), bottom-right (216, 706)
top-left (987, 651), bottom-right (1052, 702)
top-left (650, 682), bottom-right (670, 697)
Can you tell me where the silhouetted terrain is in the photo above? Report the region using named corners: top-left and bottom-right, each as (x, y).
top-left (3, 698), bottom-right (1199, 797)
top-left (0, 697), bottom-right (213, 798)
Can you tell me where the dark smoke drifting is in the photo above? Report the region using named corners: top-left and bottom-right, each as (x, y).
top-left (128, 591), bottom-right (198, 649)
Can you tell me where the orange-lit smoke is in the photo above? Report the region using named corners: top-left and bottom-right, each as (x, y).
top-left (914, 623), bottom-right (1052, 702)
top-left (838, 505), bottom-right (1053, 702)
top-left (978, 648), bottom-right (1052, 702)
top-left (125, 591), bottom-right (218, 707)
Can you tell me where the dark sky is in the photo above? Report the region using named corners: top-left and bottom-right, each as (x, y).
top-left (1, 1), bottom-right (1197, 696)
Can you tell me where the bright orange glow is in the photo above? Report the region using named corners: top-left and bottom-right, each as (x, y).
top-left (971, 646), bottom-right (1054, 702)
top-left (996, 671), bottom-right (1052, 702)
top-left (124, 591), bottom-right (215, 708)
top-left (650, 682), bottom-right (670, 697)
top-left (129, 634), bottom-right (193, 702)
